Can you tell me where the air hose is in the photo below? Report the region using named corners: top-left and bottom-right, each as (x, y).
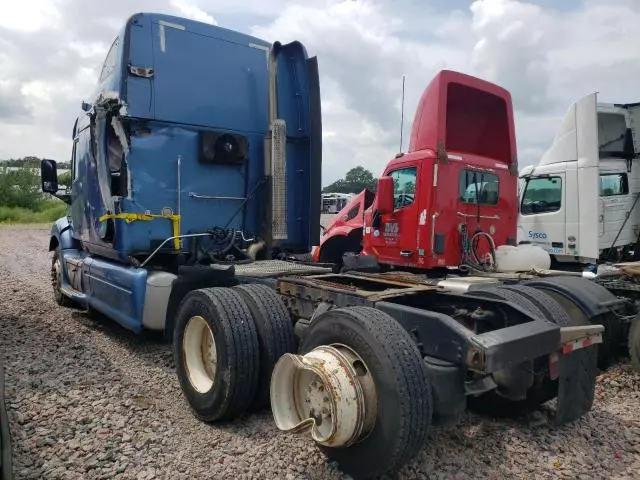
top-left (459, 223), bottom-right (497, 273)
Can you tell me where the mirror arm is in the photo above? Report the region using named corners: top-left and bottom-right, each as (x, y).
top-left (51, 190), bottom-right (72, 205)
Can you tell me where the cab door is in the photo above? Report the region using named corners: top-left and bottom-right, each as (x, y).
top-left (369, 163), bottom-right (421, 267)
top-left (518, 173), bottom-right (567, 255)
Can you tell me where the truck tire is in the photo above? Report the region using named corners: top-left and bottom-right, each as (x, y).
top-left (629, 315), bottom-right (640, 371)
top-left (525, 277), bottom-right (621, 368)
top-left (51, 247), bottom-right (73, 307)
top-left (470, 286), bottom-right (546, 320)
top-left (500, 285), bottom-right (571, 326)
top-left (173, 287), bottom-right (260, 421)
top-left (466, 286), bottom-right (562, 417)
top-left (233, 284), bottom-right (296, 409)
top-left (299, 306), bottom-right (432, 478)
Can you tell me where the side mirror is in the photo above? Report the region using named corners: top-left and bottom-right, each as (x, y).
top-left (81, 101), bottom-right (92, 112)
top-left (41, 159), bottom-right (59, 194)
top-left (376, 176), bottom-right (394, 215)
top-left (623, 128), bottom-right (637, 159)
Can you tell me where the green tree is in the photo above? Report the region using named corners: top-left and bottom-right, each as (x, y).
top-left (0, 156), bottom-right (69, 170)
top-left (322, 179), bottom-right (350, 193)
top-left (322, 166), bottom-right (377, 194)
top-left (0, 165), bottom-right (43, 210)
top-left (344, 166), bottom-right (376, 191)
top-left (1, 156), bottom-right (40, 168)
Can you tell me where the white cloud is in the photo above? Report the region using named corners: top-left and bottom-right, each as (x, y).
top-left (170, 0), bottom-right (217, 25)
top-left (470, 0), bottom-right (552, 113)
top-left (0, 0), bottom-right (639, 183)
top-left (251, 0), bottom-right (470, 180)
top-left (0, 0), bottom-right (62, 32)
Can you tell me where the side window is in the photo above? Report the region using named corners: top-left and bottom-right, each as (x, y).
top-left (99, 37), bottom-right (120, 82)
top-left (520, 176), bottom-right (562, 215)
top-left (600, 173), bottom-right (628, 197)
top-left (389, 167), bottom-right (417, 209)
top-left (459, 169), bottom-right (499, 205)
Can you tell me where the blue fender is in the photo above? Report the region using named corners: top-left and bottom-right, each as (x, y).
top-left (49, 217), bottom-right (79, 252)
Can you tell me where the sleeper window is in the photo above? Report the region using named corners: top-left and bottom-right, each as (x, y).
top-left (600, 173), bottom-right (628, 197)
top-left (459, 169), bottom-right (499, 205)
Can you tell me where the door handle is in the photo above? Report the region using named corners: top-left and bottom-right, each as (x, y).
top-left (400, 250), bottom-right (414, 257)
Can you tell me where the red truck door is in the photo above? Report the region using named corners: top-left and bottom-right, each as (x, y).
top-left (368, 163), bottom-right (422, 267)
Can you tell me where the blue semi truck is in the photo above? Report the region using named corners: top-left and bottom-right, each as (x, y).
top-left (40, 12), bottom-right (612, 478)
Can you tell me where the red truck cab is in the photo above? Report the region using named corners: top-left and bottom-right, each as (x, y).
top-left (315, 70), bottom-right (518, 270)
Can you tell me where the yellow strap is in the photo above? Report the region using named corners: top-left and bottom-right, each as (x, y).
top-left (99, 212), bottom-right (181, 251)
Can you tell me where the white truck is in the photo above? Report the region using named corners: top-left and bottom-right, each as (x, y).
top-left (518, 93), bottom-right (640, 371)
top-left (518, 93), bottom-right (640, 267)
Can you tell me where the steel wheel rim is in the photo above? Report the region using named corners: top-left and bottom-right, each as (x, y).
top-left (270, 343), bottom-right (378, 447)
top-left (183, 315), bottom-right (218, 393)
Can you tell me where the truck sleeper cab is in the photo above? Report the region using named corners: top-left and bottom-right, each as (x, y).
top-left (315, 70), bottom-right (519, 271)
top-left (518, 93), bottom-right (640, 265)
top-left (41, 12), bottom-right (322, 333)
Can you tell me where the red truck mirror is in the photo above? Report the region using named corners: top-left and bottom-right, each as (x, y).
top-left (377, 176), bottom-right (394, 214)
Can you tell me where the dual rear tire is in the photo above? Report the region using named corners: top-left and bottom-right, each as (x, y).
top-left (173, 284), bottom-right (295, 421)
top-left (174, 287), bottom-right (433, 478)
top-left (467, 285), bottom-right (575, 417)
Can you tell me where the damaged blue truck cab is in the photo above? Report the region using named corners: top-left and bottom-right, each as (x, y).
top-left (41, 12), bottom-right (322, 334)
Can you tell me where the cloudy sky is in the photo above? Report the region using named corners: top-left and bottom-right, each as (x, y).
top-left (1, 0), bottom-right (639, 186)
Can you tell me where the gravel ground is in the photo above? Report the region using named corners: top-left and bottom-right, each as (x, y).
top-left (1, 224), bottom-right (639, 479)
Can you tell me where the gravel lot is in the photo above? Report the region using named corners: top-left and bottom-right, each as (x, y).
top-left (1, 224), bottom-right (639, 479)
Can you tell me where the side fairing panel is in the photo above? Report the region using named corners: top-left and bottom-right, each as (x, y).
top-left (306, 57), bottom-right (322, 247)
top-left (273, 41), bottom-right (315, 251)
top-left (122, 14), bottom-right (154, 119)
top-left (84, 256), bottom-right (147, 333)
top-left (538, 101), bottom-right (579, 168)
top-left (575, 93), bottom-right (599, 260)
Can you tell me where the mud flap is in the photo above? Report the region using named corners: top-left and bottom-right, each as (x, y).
top-left (552, 346), bottom-right (598, 425)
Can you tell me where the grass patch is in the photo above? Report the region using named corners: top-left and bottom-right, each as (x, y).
top-left (0, 201), bottom-right (68, 224)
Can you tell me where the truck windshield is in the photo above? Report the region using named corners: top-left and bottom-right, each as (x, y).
top-left (520, 176), bottom-right (562, 215)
